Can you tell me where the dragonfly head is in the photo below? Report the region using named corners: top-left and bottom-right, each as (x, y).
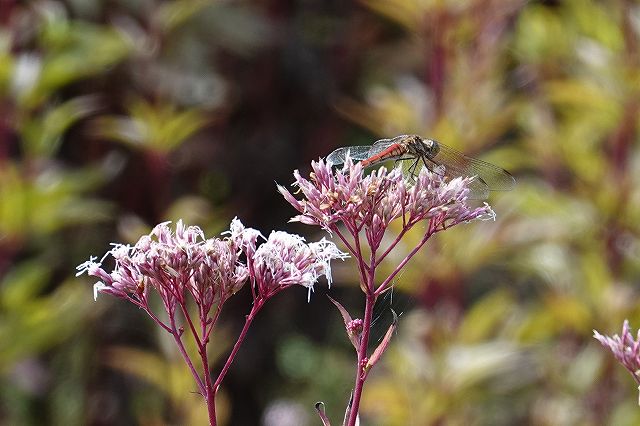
top-left (412, 136), bottom-right (439, 159)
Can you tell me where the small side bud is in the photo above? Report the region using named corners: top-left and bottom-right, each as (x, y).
top-left (328, 295), bottom-right (361, 350)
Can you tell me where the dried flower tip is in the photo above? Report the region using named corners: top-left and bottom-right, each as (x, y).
top-left (594, 320), bottom-right (640, 392)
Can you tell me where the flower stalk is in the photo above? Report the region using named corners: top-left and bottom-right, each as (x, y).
top-left (279, 157), bottom-right (494, 425)
top-left (77, 218), bottom-right (345, 425)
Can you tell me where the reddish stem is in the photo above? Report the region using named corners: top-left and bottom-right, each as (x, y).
top-left (375, 227), bottom-right (435, 295)
top-left (349, 226), bottom-right (372, 293)
top-left (344, 216), bottom-right (443, 424)
top-left (213, 298), bottom-right (265, 392)
top-left (168, 314), bottom-right (205, 395)
top-left (179, 299), bottom-right (205, 348)
top-left (200, 341), bottom-right (217, 426)
top-left (346, 290), bottom-right (376, 426)
top-left (333, 225), bottom-right (369, 291)
top-left (204, 300), bottom-right (225, 344)
top-left (375, 225), bottom-right (410, 266)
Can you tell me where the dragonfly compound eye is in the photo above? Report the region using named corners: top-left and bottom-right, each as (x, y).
top-left (423, 139), bottom-right (440, 159)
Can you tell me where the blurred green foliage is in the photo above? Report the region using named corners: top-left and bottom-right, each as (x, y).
top-left (1, 0), bottom-right (640, 425)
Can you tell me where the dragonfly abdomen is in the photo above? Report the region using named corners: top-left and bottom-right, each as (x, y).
top-left (361, 144), bottom-right (407, 167)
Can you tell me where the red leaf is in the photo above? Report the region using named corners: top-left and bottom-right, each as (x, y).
top-left (365, 309), bottom-right (398, 372)
top-left (328, 295), bottom-right (360, 350)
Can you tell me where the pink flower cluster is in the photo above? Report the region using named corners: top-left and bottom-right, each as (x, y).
top-left (248, 231), bottom-right (347, 301)
top-left (76, 218), bottom-right (346, 312)
top-left (594, 320), bottom-right (640, 385)
top-left (278, 154), bottom-right (499, 426)
top-left (278, 156), bottom-right (494, 258)
top-left (77, 218), bottom-right (346, 426)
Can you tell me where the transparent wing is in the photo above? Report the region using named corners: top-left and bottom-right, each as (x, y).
top-left (431, 143), bottom-right (515, 192)
top-left (402, 157), bottom-right (490, 199)
top-left (466, 178), bottom-right (491, 200)
top-left (325, 146), bottom-right (372, 166)
top-left (366, 138), bottom-right (395, 159)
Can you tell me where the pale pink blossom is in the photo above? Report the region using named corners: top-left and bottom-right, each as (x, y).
top-left (278, 157), bottom-right (494, 252)
top-left (77, 218), bottom-right (346, 310)
top-left (76, 220), bottom-right (248, 313)
top-left (77, 218), bottom-right (347, 426)
top-left (594, 320), bottom-right (640, 395)
top-left (247, 231), bottom-right (348, 301)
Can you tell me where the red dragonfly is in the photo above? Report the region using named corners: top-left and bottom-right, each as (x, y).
top-left (325, 134), bottom-right (515, 199)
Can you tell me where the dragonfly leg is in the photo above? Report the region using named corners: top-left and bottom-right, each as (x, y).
top-left (392, 156), bottom-right (414, 175)
top-left (393, 159), bottom-right (410, 173)
top-left (407, 158), bottom-right (421, 179)
top-left (422, 157), bottom-right (446, 177)
top-left (392, 156), bottom-right (413, 167)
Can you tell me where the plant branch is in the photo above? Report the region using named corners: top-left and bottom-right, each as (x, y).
top-left (346, 290), bottom-right (376, 426)
top-left (375, 227), bottom-right (434, 295)
top-left (168, 314), bottom-right (205, 395)
top-left (213, 297), bottom-right (265, 392)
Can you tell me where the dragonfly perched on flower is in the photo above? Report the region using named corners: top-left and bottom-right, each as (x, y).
top-left (325, 134), bottom-right (515, 199)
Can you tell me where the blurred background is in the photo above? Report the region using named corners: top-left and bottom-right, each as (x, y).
top-left (1, 0), bottom-right (640, 424)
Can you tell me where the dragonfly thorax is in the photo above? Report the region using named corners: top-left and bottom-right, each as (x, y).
top-left (404, 135), bottom-right (439, 159)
